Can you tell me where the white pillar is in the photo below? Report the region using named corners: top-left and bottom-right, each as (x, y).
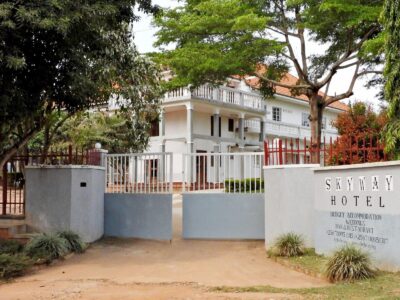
top-left (159, 109), bottom-right (165, 137)
top-left (259, 118), bottom-right (266, 142)
top-left (186, 103), bottom-right (194, 154)
top-left (186, 103), bottom-right (194, 184)
top-left (238, 113), bottom-right (245, 146)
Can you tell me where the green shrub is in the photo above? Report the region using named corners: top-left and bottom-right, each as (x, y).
top-left (0, 239), bottom-right (24, 255)
top-left (25, 233), bottom-right (69, 262)
top-left (274, 233), bottom-right (305, 257)
top-left (57, 231), bottom-right (86, 253)
top-left (0, 254), bottom-right (32, 279)
top-left (224, 178), bottom-right (264, 193)
top-left (326, 245), bottom-right (375, 282)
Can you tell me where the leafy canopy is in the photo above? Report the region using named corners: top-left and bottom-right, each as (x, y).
top-left (382, 0), bottom-right (400, 156)
top-left (0, 0), bottom-right (161, 165)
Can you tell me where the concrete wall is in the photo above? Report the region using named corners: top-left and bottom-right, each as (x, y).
top-left (104, 193), bottom-right (173, 241)
top-left (182, 193), bottom-right (264, 239)
top-left (264, 165), bottom-right (318, 249)
top-left (314, 161), bottom-right (400, 271)
top-left (26, 166), bottom-right (105, 243)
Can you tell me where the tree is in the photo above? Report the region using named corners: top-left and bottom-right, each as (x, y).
top-left (29, 109), bottom-right (158, 154)
top-left (0, 1), bottom-right (162, 169)
top-left (328, 102), bottom-right (387, 164)
top-left (154, 0), bottom-right (383, 161)
top-left (382, 0), bottom-right (400, 157)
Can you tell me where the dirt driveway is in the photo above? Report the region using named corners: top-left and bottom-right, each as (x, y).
top-left (0, 196), bottom-right (328, 299)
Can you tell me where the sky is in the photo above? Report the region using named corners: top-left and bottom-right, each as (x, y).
top-left (133, 0), bottom-right (382, 109)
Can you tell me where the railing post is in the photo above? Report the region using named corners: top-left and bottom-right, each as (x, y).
top-left (169, 153), bottom-right (173, 193)
top-left (2, 164), bottom-right (7, 215)
top-left (278, 139), bottom-right (283, 165)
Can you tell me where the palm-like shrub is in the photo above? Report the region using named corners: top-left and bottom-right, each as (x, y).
top-left (57, 231), bottom-right (86, 253)
top-left (326, 245), bottom-right (375, 282)
top-left (25, 233), bottom-right (68, 262)
top-left (0, 239), bottom-right (24, 255)
top-left (0, 254), bottom-right (32, 279)
top-left (274, 233), bottom-right (305, 257)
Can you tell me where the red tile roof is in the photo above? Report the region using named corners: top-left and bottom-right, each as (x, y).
top-left (238, 72), bottom-right (349, 111)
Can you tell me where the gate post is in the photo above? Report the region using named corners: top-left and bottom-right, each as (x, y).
top-left (2, 164), bottom-right (7, 215)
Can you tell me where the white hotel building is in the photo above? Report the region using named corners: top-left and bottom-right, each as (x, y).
top-left (141, 74), bottom-right (348, 183)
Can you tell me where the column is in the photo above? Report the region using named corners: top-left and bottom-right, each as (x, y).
top-left (186, 103), bottom-right (194, 184)
top-left (238, 113), bottom-right (245, 145)
top-left (186, 103), bottom-right (194, 154)
top-left (259, 118), bottom-right (266, 142)
top-left (213, 112), bottom-right (220, 138)
top-left (159, 109), bottom-right (165, 137)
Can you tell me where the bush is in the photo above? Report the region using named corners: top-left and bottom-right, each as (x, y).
top-left (57, 231), bottom-right (86, 253)
top-left (224, 178), bottom-right (264, 193)
top-left (25, 233), bottom-right (69, 262)
top-left (274, 233), bottom-right (305, 257)
top-left (326, 245), bottom-right (375, 282)
top-left (0, 239), bottom-right (24, 255)
top-left (0, 254), bottom-right (32, 279)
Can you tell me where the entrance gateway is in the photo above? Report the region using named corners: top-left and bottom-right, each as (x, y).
top-left (104, 151), bottom-right (265, 240)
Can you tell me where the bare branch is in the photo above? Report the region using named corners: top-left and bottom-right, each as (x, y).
top-left (357, 70), bottom-right (383, 77)
top-left (317, 26), bottom-right (379, 88)
top-left (324, 62), bottom-right (360, 105)
top-left (255, 74), bottom-right (311, 89)
top-left (295, 7), bottom-right (308, 76)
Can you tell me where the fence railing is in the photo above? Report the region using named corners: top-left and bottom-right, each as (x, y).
top-left (182, 152), bottom-right (264, 193)
top-left (105, 152), bottom-right (173, 194)
top-left (264, 137), bottom-right (388, 166)
top-left (1, 146), bottom-right (101, 217)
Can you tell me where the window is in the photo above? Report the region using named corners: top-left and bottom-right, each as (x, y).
top-left (150, 119), bottom-right (159, 136)
top-left (302, 113), bottom-right (310, 127)
top-left (272, 107), bottom-right (281, 122)
top-left (211, 116), bottom-right (214, 136)
top-left (228, 118), bottom-right (234, 132)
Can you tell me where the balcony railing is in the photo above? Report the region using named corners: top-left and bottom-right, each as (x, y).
top-left (265, 120), bottom-right (337, 139)
top-left (164, 85), bottom-right (266, 112)
top-left (244, 119), bottom-right (261, 133)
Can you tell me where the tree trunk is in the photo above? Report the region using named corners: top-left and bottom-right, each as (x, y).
top-left (309, 94), bottom-right (324, 163)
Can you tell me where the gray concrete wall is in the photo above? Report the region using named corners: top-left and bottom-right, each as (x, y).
top-left (264, 165), bottom-right (318, 249)
top-left (104, 193), bottom-right (173, 241)
top-left (314, 161), bottom-right (400, 271)
top-left (182, 193), bottom-right (264, 239)
top-left (25, 166), bottom-right (105, 243)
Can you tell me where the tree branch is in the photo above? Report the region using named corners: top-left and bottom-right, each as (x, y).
top-left (324, 62), bottom-right (360, 105)
top-left (256, 74), bottom-right (311, 89)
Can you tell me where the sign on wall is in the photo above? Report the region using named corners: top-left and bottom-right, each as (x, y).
top-left (314, 163), bottom-right (400, 271)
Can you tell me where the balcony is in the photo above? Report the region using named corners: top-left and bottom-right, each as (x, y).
top-left (164, 85), bottom-right (266, 113)
top-left (244, 119), bottom-right (261, 133)
top-left (265, 120), bottom-right (338, 140)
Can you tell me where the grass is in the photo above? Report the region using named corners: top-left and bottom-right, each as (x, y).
top-left (0, 240), bottom-right (24, 255)
top-left (273, 233), bottom-right (305, 257)
top-left (25, 233), bottom-right (69, 263)
top-left (326, 245), bottom-right (375, 282)
top-left (57, 231), bottom-right (87, 253)
top-left (212, 248), bottom-right (400, 299)
top-left (0, 254), bottom-right (32, 279)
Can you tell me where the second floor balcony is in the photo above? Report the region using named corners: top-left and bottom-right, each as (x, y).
top-left (164, 85), bottom-right (267, 113)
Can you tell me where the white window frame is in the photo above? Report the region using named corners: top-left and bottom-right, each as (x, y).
top-left (272, 107), bottom-right (282, 122)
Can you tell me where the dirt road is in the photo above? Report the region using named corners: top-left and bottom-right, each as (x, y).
top-left (0, 196), bottom-right (327, 299)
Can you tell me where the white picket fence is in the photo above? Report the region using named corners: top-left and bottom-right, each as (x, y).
top-left (182, 152), bottom-right (264, 193)
top-left (105, 151), bottom-right (264, 194)
top-left (105, 152), bottom-right (173, 193)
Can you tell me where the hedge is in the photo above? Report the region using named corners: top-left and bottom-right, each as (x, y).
top-left (224, 178), bottom-right (264, 193)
